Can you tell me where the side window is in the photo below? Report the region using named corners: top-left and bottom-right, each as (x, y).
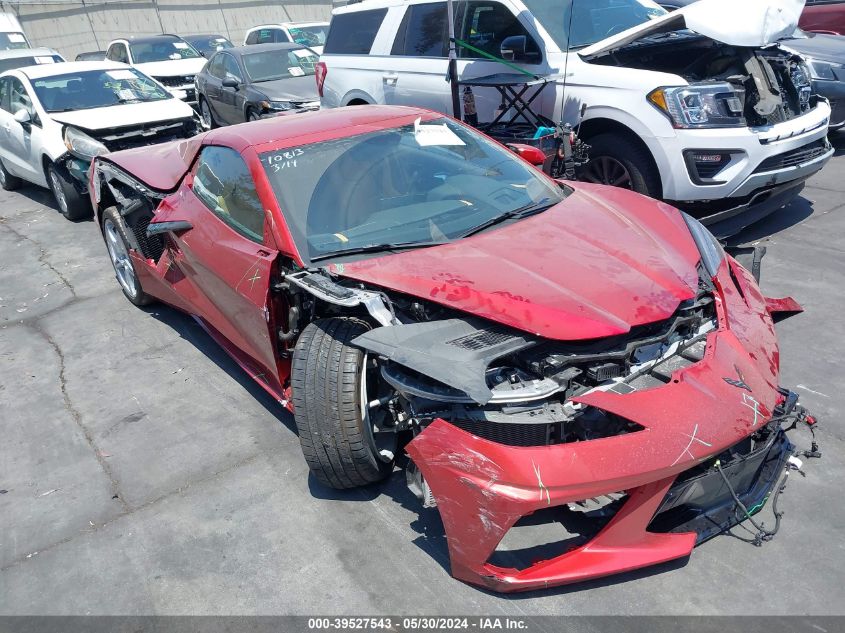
top-left (392, 3), bottom-right (448, 57)
top-left (192, 147), bottom-right (265, 242)
top-left (0, 77), bottom-right (10, 112)
top-left (256, 28), bottom-right (278, 44)
top-left (9, 78), bottom-right (32, 115)
top-left (245, 30), bottom-right (259, 45)
top-left (208, 54), bottom-right (225, 78)
top-left (221, 54), bottom-right (242, 82)
top-left (108, 43), bottom-right (129, 64)
top-left (323, 9), bottom-right (388, 54)
top-left (274, 29), bottom-right (292, 43)
top-left (458, 1), bottom-right (540, 60)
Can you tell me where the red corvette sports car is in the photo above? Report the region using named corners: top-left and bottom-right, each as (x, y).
top-left (89, 106), bottom-right (816, 592)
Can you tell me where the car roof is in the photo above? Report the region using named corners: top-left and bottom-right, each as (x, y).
top-left (184, 33), bottom-right (229, 40)
top-left (121, 34), bottom-right (182, 45)
top-left (225, 42), bottom-right (307, 56)
top-left (16, 60), bottom-right (128, 79)
top-left (246, 22), bottom-right (329, 31)
top-left (205, 105), bottom-right (437, 151)
top-left (0, 47), bottom-right (60, 59)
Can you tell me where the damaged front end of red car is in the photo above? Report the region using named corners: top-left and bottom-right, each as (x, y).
top-left (346, 235), bottom-right (816, 592)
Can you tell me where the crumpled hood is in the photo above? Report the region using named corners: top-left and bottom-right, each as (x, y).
top-left (335, 183), bottom-right (702, 341)
top-left (251, 75), bottom-right (319, 102)
top-left (50, 98), bottom-right (196, 131)
top-left (580, 0), bottom-right (805, 60)
top-left (135, 57), bottom-right (206, 78)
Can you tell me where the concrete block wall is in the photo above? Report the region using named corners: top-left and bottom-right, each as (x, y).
top-left (0, 0), bottom-right (339, 60)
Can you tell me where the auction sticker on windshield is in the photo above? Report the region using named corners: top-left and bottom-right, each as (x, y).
top-left (107, 70), bottom-right (138, 80)
top-left (413, 117), bottom-right (465, 147)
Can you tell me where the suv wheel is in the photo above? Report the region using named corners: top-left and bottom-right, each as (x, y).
top-left (580, 134), bottom-right (661, 199)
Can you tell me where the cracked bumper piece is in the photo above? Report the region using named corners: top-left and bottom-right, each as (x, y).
top-left (405, 256), bottom-right (798, 592)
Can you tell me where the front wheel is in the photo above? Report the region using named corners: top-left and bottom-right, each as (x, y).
top-left (578, 133), bottom-right (661, 199)
top-left (48, 163), bottom-right (91, 221)
top-left (246, 107), bottom-right (261, 122)
top-left (101, 207), bottom-right (154, 306)
top-left (291, 318), bottom-right (397, 489)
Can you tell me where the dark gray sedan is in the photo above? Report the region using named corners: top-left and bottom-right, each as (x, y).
top-left (195, 42), bottom-right (319, 127)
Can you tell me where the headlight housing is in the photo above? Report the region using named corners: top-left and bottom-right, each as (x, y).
top-left (648, 83), bottom-right (746, 128)
top-left (261, 100), bottom-right (293, 111)
top-left (63, 126), bottom-right (108, 161)
top-left (805, 57), bottom-right (840, 81)
top-left (682, 212), bottom-right (725, 277)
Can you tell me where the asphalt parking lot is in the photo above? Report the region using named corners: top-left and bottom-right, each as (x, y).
top-left (1, 135), bottom-right (844, 616)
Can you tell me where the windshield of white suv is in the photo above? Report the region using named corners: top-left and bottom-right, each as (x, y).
top-left (261, 117), bottom-right (567, 263)
top-left (243, 47), bottom-right (318, 81)
top-left (287, 25), bottom-right (328, 47)
top-left (522, 0), bottom-right (667, 50)
top-left (130, 38), bottom-right (202, 63)
top-left (31, 68), bottom-right (170, 112)
top-left (0, 32), bottom-right (28, 51)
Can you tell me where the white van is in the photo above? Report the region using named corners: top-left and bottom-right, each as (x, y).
top-left (318, 0), bottom-right (834, 236)
top-left (0, 13), bottom-right (31, 50)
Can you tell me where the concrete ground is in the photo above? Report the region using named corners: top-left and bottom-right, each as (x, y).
top-left (1, 137), bottom-right (843, 616)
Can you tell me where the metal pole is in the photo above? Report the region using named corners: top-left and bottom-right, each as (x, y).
top-left (446, 0), bottom-right (460, 119)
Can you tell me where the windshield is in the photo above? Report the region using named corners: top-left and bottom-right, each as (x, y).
top-left (130, 39), bottom-right (202, 63)
top-left (0, 32), bottom-right (29, 51)
top-left (0, 54), bottom-right (63, 73)
top-left (31, 68), bottom-right (171, 112)
top-left (287, 25), bottom-right (328, 47)
top-left (522, 0), bottom-right (667, 50)
top-left (243, 47), bottom-right (318, 81)
top-left (187, 36), bottom-right (232, 57)
top-left (261, 117), bottom-right (566, 264)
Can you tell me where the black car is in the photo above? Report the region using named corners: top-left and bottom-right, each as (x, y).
top-left (75, 51), bottom-right (106, 61)
top-left (660, 0), bottom-right (845, 130)
top-left (195, 42), bottom-right (319, 127)
top-left (180, 34), bottom-right (233, 58)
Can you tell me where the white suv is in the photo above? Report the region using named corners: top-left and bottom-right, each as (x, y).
top-left (318, 0), bottom-right (834, 236)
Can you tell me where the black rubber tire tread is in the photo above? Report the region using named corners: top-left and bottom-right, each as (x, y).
top-left (0, 158), bottom-right (21, 191)
top-left (291, 317), bottom-right (393, 489)
top-left (101, 206), bottom-right (155, 307)
top-left (49, 163), bottom-right (92, 221)
top-left (584, 133), bottom-right (662, 199)
top-left (199, 96), bottom-right (218, 129)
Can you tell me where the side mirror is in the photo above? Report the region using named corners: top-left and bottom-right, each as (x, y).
top-left (500, 35), bottom-right (527, 62)
top-left (13, 109), bottom-right (31, 125)
top-left (507, 143), bottom-right (546, 166)
top-left (222, 77), bottom-right (240, 89)
top-left (146, 220), bottom-right (193, 238)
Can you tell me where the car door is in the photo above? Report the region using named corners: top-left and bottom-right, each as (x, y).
top-left (218, 53), bottom-right (245, 124)
top-left (150, 145), bottom-right (283, 390)
top-left (201, 53), bottom-right (226, 122)
top-left (0, 76), bottom-right (42, 183)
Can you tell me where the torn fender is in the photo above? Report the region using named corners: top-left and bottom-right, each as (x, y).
top-left (765, 295), bottom-right (804, 322)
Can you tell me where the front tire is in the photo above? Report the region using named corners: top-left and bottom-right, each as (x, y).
top-left (48, 163), bottom-right (91, 221)
top-left (101, 207), bottom-right (154, 307)
top-left (292, 318), bottom-right (397, 489)
top-left (579, 133), bottom-right (661, 199)
top-left (199, 96), bottom-right (217, 129)
top-left (246, 107), bottom-right (260, 122)
top-left (0, 158), bottom-right (21, 191)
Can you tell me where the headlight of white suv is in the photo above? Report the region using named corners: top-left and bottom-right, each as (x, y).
top-left (64, 126), bottom-right (108, 161)
top-left (648, 83), bottom-right (746, 128)
top-left (682, 212), bottom-right (725, 277)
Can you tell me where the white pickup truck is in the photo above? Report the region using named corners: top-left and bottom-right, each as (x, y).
top-left (318, 0), bottom-right (833, 236)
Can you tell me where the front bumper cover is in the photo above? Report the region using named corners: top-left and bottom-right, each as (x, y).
top-left (404, 257), bottom-right (810, 592)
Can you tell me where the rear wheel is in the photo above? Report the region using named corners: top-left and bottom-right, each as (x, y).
top-left (101, 206), bottom-right (154, 306)
top-left (48, 163), bottom-right (91, 221)
top-left (292, 318), bottom-right (397, 489)
top-left (0, 158), bottom-right (21, 191)
top-left (579, 133), bottom-right (661, 199)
